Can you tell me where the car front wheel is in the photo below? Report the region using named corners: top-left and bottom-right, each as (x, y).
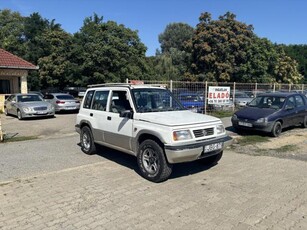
top-left (271, 121), bottom-right (282, 137)
top-left (80, 126), bottom-right (96, 155)
top-left (17, 110), bottom-right (23, 120)
top-left (137, 139), bottom-right (172, 183)
top-left (4, 108), bottom-right (8, 116)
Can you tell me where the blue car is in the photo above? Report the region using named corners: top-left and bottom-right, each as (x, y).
top-left (231, 92), bottom-right (307, 137)
top-left (178, 92), bottom-right (205, 113)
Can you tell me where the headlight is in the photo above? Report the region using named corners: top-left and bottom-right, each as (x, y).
top-left (256, 118), bottom-right (268, 123)
top-left (22, 107), bottom-right (34, 112)
top-left (216, 124), bottom-right (225, 134)
top-left (173, 130), bottom-right (192, 141)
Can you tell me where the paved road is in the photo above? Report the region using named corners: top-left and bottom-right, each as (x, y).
top-left (0, 134), bottom-right (306, 229)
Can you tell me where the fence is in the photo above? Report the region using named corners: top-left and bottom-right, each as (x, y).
top-left (127, 79), bottom-right (307, 114)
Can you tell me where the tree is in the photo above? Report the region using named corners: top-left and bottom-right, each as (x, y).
top-left (72, 13), bottom-right (149, 85)
top-left (38, 29), bottom-right (75, 89)
top-left (188, 11), bottom-right (303, 83)
top-left (282, 44), bottom-right (307, 83)
top-left (0, 9), bottom-right (26, 56)
top-left (158, 23), bottom-right (194, 53)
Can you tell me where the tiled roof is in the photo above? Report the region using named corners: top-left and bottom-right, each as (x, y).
top-left (0, 48), bottom-right (38, 70)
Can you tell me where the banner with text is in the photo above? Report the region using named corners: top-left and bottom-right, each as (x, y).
top-left (208, 86), bottom-right (230, 104)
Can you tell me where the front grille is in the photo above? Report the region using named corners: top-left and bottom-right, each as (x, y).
top-left (193, 128), bottom-right (214, 138)
top-left (34, 106), bottom-right (47, 111)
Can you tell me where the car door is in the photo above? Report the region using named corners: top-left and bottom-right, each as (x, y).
top-left (283, 96), bottom-right (297, 127)
top-left (88, 90), bottom-right (110, 143)
top-left (103, 89), bottom-right (134, 151)
top-left (6, 95), bottom-right (17, 115)
top-left (294, 94), bottom-right (307, 124)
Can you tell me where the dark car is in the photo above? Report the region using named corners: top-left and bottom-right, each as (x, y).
top-left (178, 92), bottom-right (205, 113)
top-left (231, 92), bottom-right (307, 137)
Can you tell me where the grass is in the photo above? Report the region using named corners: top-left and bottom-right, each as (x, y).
top-left (1, 135), bottom-right (39, 143)
top-left (236, 135), bottom-right (270, 146)
top-left (209, 110), bottom-right (234, 118)
top-left (274, 144), bottom-right (297, 152)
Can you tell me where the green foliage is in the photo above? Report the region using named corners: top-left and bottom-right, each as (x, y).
top-left (189, 12), bottom-right (303, 83)
top-left (0, 9), bottom-right (26, 56)
top-left (158, 23), bottom-right (194, 53)
top-left (155, 23), bottom-right (194, 80)
top-left (72, 14), bottom-right (150, 85)
top-left (282, 44), bottom-right (307, 83)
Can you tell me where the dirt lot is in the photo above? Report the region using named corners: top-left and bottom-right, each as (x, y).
top-left (0, 112), bottom-right (77, 139)
top-left (231, 127), bottom-right (307, 161)
top-left (1, 113), bottom-right (307, 161)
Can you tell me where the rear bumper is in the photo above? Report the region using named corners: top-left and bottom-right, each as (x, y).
top-left (164, 135), bottom-right (232, 163)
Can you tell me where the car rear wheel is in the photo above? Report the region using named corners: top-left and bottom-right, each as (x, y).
top-left (17, 110), bottom-right (23, 120)
top-left (271, 121), bottom-right (282, 137)
top-left (80, 126), bottom-right (96, 155)
top-left (137, 139), bottom-right (172, 183)
top-left (302, 116), bottom-right (307, 128)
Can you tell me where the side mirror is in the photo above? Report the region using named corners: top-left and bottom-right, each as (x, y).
top-left (120, 110), bottom-right (133, 119)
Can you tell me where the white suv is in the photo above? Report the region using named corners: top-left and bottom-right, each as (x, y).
top-left (76, 84), bottom-right (232, 182)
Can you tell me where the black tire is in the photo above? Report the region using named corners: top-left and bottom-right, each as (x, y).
top-left (4, 108), bottom-right (8, 116)
top-left (271, 121), bottom-right (282, 137)
top-left (80, 126), bottom-right (96, 155)
top-left (137, 139), bottom-right (172, 183)
top-left (200, 151), bottom-right (223, 166)
top-left (17, 110), bottom-right (23, 120)
top-left (302, 116), bottom-right (307, 128)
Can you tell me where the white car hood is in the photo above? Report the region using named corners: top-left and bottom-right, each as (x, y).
top-left (135, 110), bottom-right (221, 126)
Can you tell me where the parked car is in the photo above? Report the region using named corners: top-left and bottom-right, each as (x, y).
top-left (231, 92), bottom-right (307, 137)
top-left (232, 91), bottom-right (254, 107)
top-left (76, 84), bottom-right (232, 182)
top-left (44, 93), bottom-right (80, 112)
top-left (4, 93), bottom-right (55, 120)
top-left (177, 92), bottom-right (205, 113)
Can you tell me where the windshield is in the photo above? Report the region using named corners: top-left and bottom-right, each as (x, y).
top-left (248, 96), bottom-right (286, 109)
top-left (17, 95), bottom-right (43, 102)
top-left (132, 88), bottom-right (184, 113)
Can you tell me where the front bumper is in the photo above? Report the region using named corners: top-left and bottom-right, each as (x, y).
top-left (232, 119), bottom-right (274, 133)
top-left (164, 135), bottom-right (232, 163)
top-left (22, 110), bottom-right (55, 118)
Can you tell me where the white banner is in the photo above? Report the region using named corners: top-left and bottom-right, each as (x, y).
top-left (208, 86), bottom-right (230, 104)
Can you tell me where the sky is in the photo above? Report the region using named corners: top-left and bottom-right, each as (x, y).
top-left (1, 0), bottom-right (307, 56)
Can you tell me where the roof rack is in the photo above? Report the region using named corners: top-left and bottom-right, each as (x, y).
top-left (87, 83), bottom-right (130, 88)
top-left (87, 83), bottom-right (168, 88)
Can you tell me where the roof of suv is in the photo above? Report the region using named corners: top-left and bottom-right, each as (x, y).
top-left (88, 83), bottom-right (167, 90)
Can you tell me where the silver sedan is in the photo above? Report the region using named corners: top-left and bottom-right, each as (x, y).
top-left (43, 93), bottom-right (80, 112)
top-left (4, 94), bottom-right (55, 120)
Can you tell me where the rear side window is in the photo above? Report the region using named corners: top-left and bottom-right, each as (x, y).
top-left (295, 95), bottom-right (305, 107)
top-left (92, 91), bottom-right (109, 111)
top-left (83, 90), bottom-right (95, 109)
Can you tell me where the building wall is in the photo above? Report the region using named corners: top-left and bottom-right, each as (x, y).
top-left (0, 69), bottom-right (28, 112)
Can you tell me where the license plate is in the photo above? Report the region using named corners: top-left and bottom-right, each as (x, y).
top-left (238, 121), bottom-right (253, 127)
top-left (65, 106), bottom-right (76, 110)
top-left (37, 111), bottom-right (46, 114)
top-left (204, 142), bottom-right (223, 153)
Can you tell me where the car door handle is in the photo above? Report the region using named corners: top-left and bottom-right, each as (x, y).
top-left (90, 113), bottom-right (93, 117)
top-left (107, 116), bottom-right (111, 120)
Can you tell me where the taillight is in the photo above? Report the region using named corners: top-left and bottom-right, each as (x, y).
top-left (56, 100), bottom-right (65, 104)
